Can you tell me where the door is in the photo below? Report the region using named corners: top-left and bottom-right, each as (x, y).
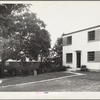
top-left (76, 52), bottom-right (81, 68)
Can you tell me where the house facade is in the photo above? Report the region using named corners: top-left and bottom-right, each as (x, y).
top-left (62, 25), bottom-right (100, 71)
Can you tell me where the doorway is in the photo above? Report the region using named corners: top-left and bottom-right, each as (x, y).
top-left (76, 51), bottom-right (81, 68)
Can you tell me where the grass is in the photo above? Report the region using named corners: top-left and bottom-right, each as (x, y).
top-left (0, 71), bottom-right (73, 86)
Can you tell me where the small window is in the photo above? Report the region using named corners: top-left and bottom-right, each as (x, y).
top-left (67, 36), bottom-right (72, 45)
top-left (88, 30), bottom-right (95, 41)
top-left (88, 51), bottom-right (95, 61)
top-left (66, 53), bottom-right (72, 63)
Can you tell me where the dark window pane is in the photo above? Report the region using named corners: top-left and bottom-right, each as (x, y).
top-left (66, 53), bottom-right (72, 63)
top-left (88, 52), bottom-right (95, 61)
top-left (88, 30), bottom-right (95, 41)
top-left (67, 36), bottom-right (72, 45)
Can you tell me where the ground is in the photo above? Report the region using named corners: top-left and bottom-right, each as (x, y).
top-left (0, 71), bottom-right (100, 91)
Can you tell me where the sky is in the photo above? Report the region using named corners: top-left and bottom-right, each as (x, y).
top-left (29, 1), bottom-right (100, 48)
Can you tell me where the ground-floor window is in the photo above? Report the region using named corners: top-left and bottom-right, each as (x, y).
top-left (88, 51), bottom-right (95, 61)
top-left (66, 53), bottom-right (72, 63)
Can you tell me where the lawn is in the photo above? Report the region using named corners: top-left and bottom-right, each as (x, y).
top-left (0, 71), bottom-right (74, 87)
top-left (1, 71), bottom-right (100, 91)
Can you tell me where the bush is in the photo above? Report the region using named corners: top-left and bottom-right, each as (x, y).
top-left (23, 70), bottom-right (29, 76)
top-left (80, 65), bottom-right (88, 71)
top-left (8, 69), bottom-right (17, 76)
top-left (66, 65), bottom-right (71, 69)
top-left (59, 66), bottom-right (67, 71)
top-left (51, 66), bottom-right (66, 72)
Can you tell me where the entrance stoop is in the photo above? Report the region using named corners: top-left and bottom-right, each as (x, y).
top-left (67, 68), bottom-right (80, 72)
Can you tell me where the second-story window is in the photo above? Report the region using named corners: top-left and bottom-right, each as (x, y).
top-left (88, 30), bottom-right (95, 41)
top-left (67, 36), bottom-right (72, 45)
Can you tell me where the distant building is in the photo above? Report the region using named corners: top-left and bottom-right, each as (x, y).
top-left (62, 25), bottom-right (100, 71)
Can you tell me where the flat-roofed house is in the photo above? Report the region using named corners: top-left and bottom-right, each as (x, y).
top-left (62, 25), bottom-right (100, 71)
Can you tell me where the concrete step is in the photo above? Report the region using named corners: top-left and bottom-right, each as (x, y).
top-left (67, 68), bottom-right (80, 72)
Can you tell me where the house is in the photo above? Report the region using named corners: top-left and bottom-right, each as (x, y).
top-left (62, 25), bottom-right (100, 71)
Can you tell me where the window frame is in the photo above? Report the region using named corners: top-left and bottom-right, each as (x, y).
top-left (66, 53), bottom-right (72, 63)
top-left (67, 36), bottom-right (72, 45)
top-left (88, 30), bottom-right (95, 41)
top-left (88, 51), bottom-right (95, 62)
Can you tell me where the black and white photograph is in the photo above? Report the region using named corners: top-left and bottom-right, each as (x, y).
top-left (0, 0), bottom-right (100, 99)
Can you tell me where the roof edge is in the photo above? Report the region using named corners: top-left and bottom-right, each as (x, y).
top-left (62, 25), bottom-right (100, 36)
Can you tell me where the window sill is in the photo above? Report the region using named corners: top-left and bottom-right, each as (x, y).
top-left (88, 40), bottom-right (96, 43)
top-left (88, 61), bottom-right (95, 63)
top-left (66, 62), bottom-right (72, 63)
top-left (66, 44), bottom-right (72, 46)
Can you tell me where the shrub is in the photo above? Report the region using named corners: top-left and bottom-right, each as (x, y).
top-left (80, 65), bottom-right (88, 71)
top-left (8, 69), bottom-right (17, 76)
top-left (51, 66), bottom-right (66, 72)
top-left (66, 65), bottom-right (71, 69)
top-left (23, 70), bottom-right (29, 76)
top-left (59, 66), bottom-right (67, 71)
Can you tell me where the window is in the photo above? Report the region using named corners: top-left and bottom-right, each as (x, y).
top-left (88, 30), bottom-right (95, 41)
top-left (88, 51), bottom-right (95, 61)
top-left (67, 36), bottom-right (72, 45)
top-left (66, 53), bottom-right (72, 63)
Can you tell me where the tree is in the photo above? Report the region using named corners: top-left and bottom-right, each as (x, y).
top-left (0, 4), bottom-right (29, 38)
top-left (0, 4), bottom-right (51, 75)
top-left (52, 37), bottom-right (62, 66)
top-left (8, 12), bottom-right (51, 61)
top-left (0, 5), bottom-right (51, 60)
top-left (0, 4), bottom-right (30, 76)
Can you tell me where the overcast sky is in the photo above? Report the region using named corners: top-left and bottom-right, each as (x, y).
top-left (30, 1), bottom-right (100, 47)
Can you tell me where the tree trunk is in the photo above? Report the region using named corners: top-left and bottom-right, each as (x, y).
top-left (40, 54), bottom-right (43, 73)
top-left (1, 44), bottom-right (6, 77)
top-left (0, 59), bottom-right (5, 77)
top-left (0, 40), bottom-right (6, 77)
top-left (1, 49), bottom-right (6, 77)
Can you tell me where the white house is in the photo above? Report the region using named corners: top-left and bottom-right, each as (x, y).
top-left (62, 25), bottom-right (100, 71)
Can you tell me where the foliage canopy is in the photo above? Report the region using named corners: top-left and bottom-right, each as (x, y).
top-left (0, 4), bottom-right (51, 62)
